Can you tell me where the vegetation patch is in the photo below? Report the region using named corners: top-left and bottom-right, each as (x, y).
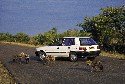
top-left (101, 51), bottom-right (125, 60)
top-left (0, 61), bottom-right (16, 84)
top-left (0, 41), bottom-right (38, 48)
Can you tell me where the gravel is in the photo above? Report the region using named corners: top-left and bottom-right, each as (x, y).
top-left (0, 43), bottom-right (125, 84)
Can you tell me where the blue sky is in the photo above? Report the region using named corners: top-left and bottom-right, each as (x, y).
top-left (0, 0), bottom-right (125, 35)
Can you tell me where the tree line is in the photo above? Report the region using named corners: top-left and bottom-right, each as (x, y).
top-left (0, 6), bottom-right (125, 54)
top-left (0, 28), bottom-right (89, 45)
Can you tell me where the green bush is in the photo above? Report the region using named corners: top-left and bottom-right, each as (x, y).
top-left (14, 32), bottom-right (30, 43)
top-left (0, 33), bottom-right (14, 42)
top-left (33, 34), bottom-right (45, 45)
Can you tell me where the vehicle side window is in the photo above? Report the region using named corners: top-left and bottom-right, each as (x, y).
top-left (62, 38), bottom-right (75, 46)
top-left (57, 38), bottom-right (63, 46)
top-left (79, 38), bottom-right (97, 45)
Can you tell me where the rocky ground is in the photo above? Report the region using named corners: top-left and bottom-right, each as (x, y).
top-left (0, 43), bottom-right (125, 84)
top-left (0, 61), bottom-right (16, 84)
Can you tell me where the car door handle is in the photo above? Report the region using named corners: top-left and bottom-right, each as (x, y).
top-left (57, 47), bottom-right (59, 49)
top-left (68, 47), bottom-right (70, 49)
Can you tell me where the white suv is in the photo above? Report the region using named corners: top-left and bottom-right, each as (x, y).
top-left (35, 37), bottom-right (101, 62)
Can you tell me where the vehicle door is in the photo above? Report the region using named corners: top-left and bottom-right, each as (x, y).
top-left (56, 38), bottom-right (75, 57)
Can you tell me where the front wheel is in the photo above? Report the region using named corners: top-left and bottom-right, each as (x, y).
top-left (69, 52), bottom-right (77, 62)
top-left (39, 51), bottom-right (46, 60)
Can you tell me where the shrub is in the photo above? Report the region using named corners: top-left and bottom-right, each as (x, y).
top-left (14, 32), bottom-right (30, 43)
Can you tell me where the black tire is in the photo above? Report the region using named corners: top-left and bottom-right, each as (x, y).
top-left (69, 52), bottom-right (78, 62)
top-left (38, 51), bottom-right (46, 60)
top-left (39, 51), bottom-right (48, 65)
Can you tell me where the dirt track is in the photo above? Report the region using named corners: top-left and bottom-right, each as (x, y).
top-left (0, 43), bottom-right (125, 84)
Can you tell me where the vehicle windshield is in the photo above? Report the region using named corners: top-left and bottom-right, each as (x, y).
top-left (79, 38), bottom-right (97, 45)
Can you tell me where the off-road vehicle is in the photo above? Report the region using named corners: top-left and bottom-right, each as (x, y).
top-left (35, 37), bottom-right (101, 62)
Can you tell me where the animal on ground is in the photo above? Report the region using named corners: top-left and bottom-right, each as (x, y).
top-left (12, 52), bottom-right (30, 64)
top-left (46, 55), bottom-right (55, 61)
top-left (86, 59), bottom-right (103, 72)
top-left (25, 54), bottom-right (30, 64)
top-left (42, 55), bottom-right (55, 65)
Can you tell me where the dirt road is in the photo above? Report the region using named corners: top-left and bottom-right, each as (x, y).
top-left (0, 43), bottom-right (125, 84)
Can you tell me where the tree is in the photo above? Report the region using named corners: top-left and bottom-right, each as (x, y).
top-left (43, 28), bottom-right (58, 45)
top-left (0, 33), bottom-right (14, 42)
top-left (78, 6), bottom-right (125, 53)
top-left (14, 32), bottom-right (30, 43)
top-left (79, 6), bottom-right (125, 45)
top-left (33, 34), bottom-right (45, 45)
top-left (60, 29), bottom-right (90, 37)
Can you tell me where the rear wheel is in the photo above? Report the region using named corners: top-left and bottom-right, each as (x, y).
top-left (69, 52), bottom-right (77, 62)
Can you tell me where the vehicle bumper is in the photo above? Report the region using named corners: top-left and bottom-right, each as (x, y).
top-left (76, 51), bottom-right (101, 58)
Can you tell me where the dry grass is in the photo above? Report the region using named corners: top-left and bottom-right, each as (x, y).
top-left (0, 61), bottom-right (16, 84)
top-left (101, 51), bottom-right (125, 60)
top-left (0, 41), bottom-right (41, 48)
